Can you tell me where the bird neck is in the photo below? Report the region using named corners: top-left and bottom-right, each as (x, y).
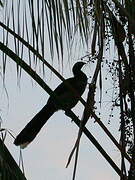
top-left (73, 68), bottom-right (86, 77)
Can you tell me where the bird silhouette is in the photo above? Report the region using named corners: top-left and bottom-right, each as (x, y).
top-left (14, 62), bottom-right (87, 148)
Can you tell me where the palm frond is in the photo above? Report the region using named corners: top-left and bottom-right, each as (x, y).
top-left (0, 138), bottom-right (27, 180)
top-left (0, 41), bottom-right (125, 178)
top-left (0, 0), bottom-right (3, 7)
top-left (1, 0), bottom-right (135, 178)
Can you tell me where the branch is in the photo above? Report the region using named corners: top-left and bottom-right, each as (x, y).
top-left (0, 42), bottom-right (122, 177)
top-left (0, 24), bottom-right (133, 165)
top-left (65, 110), bottom-right (122, 177)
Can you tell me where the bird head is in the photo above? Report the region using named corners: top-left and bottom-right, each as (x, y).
top-left (72, 62), bottom-right (86, 76)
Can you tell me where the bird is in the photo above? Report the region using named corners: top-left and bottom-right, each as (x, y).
top-left (14, 62), bottom-right (87, 148)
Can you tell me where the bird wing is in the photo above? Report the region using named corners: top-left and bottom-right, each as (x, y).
top-left (47, 77), bottom-right (86, 110)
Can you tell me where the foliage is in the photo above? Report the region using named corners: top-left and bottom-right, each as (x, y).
top-left (0, 135), bottom-right (26, 180)
top-left (0, 0), bottom-right (135, 180)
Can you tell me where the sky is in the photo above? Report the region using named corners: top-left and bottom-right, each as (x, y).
top-left (0, 1), bottom-right (124, 180)
top-left (0, 60), bottom-right (121, 180)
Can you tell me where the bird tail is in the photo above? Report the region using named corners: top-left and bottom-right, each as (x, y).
top-left (14, 103), bottom-right (56, 148)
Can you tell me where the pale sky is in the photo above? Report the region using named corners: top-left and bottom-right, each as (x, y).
top-left (1, 60), bottom-right (120, 180)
